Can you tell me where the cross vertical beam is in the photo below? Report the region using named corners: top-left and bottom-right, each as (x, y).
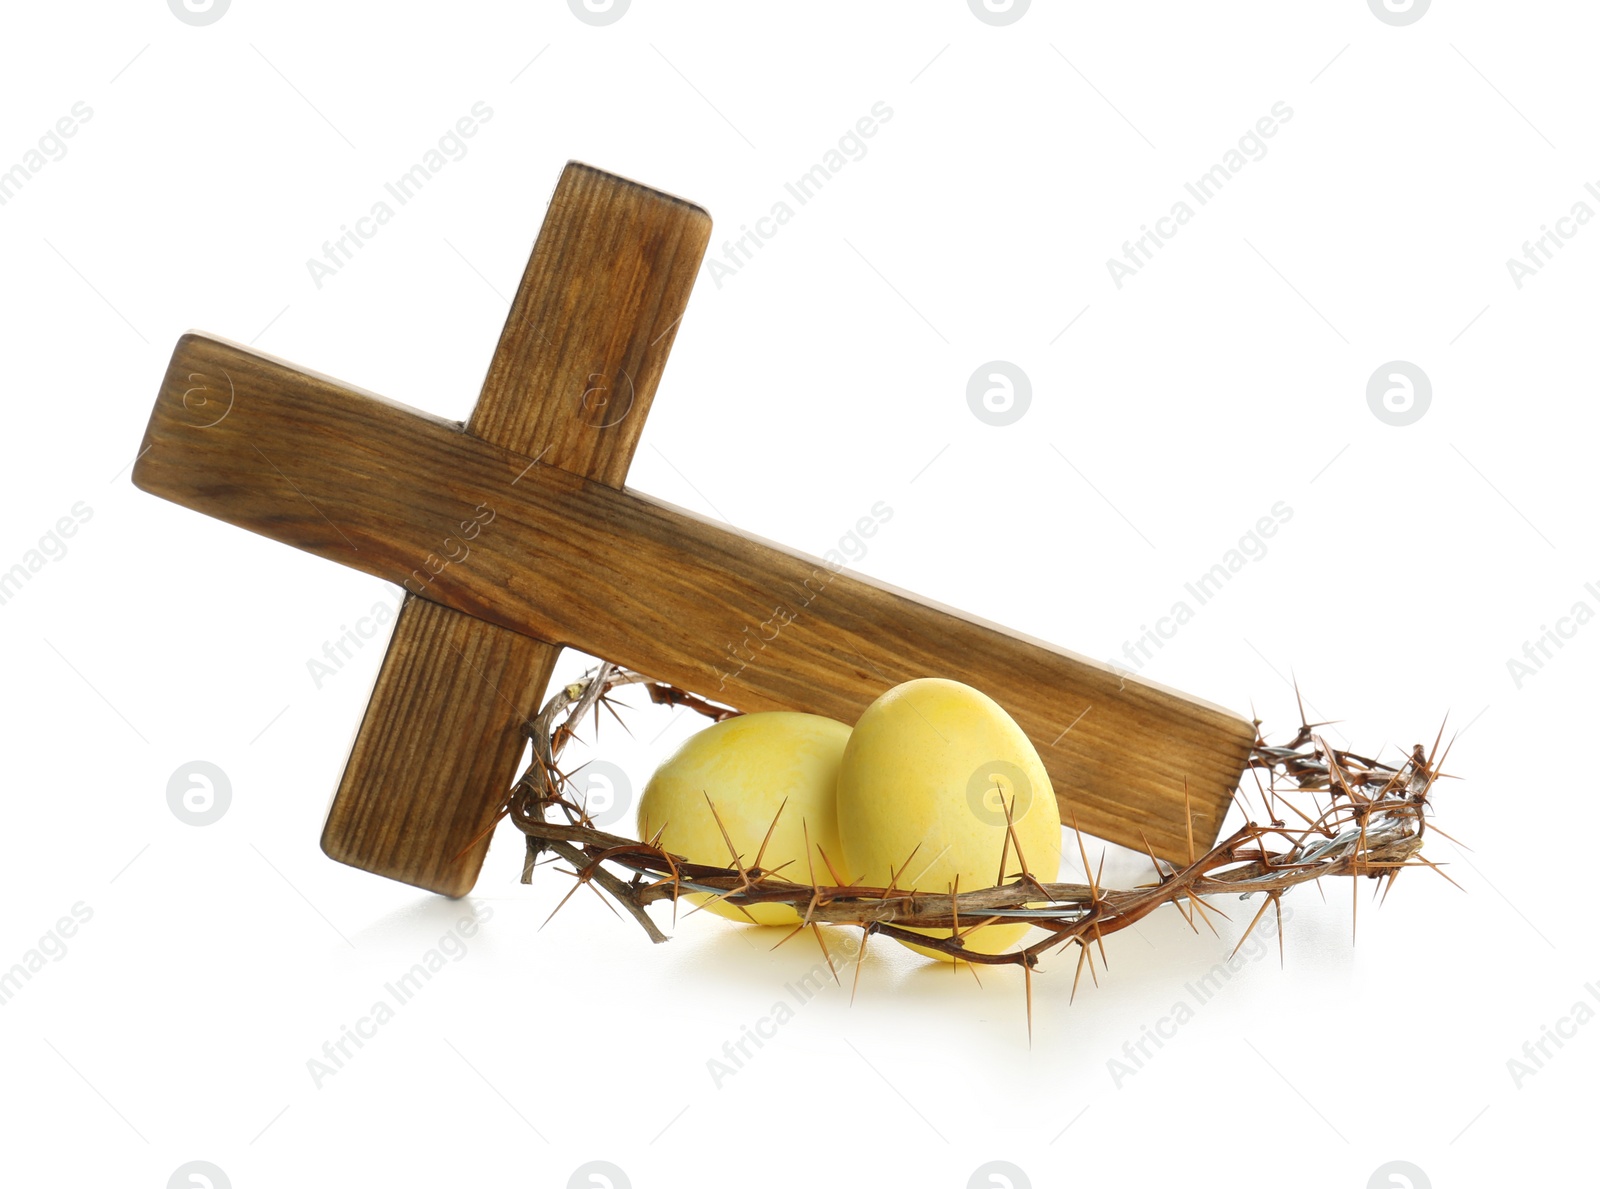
top-left (319, 163), bottom-right (710, 896)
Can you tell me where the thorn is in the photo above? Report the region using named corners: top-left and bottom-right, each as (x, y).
top-left (1023, 960), bottom-right (1034, 1048)
top-left (450, 802), bottom-right (512, 863)
top-left (995, 786), bottom-right (1016, 887)
top-left (1070, 810), bottom-right (1098, 903)
top-left (950, 874), bottom-right (960, 959)
top-left (1071, 940), bottom-right (1090, 1004)
top-left (952, 915), bottom-right (1005, 946)
top-left (1173, 897), bottom-right (1199, 934)
top-left (596, 691), bottom-right (636, 739)
top-left (887, 843), bottom-right (923, 895)
top-left (1137, 828), bottom-right (1169, 884)
top-left (1379, 866), bottom-right (1402, 908)
top-left (1416, 819), bottom-right (1469, 850)
top-left (1229, 892), bottom-right (1276, 961)
top-left (812, 923), bottom-right (841, 986)
top-left (582, 875), bottom-right (624, 922)
top-left (1186, 892), bottom-right (1222, 937)
top-left (1412, 851), bottom-right (1467, 893)
top-left (752, 797), bottom-right (788, 875)
top-left (1184, 778), bottom-right (1196, 866)
top-left (538, 871), bottom-right (589, 931)
top-left (770, 922), bottom-right (808, 951)
top-left (704, 795), bottom-right (742, 865)
top-left (815, 844), bottom-right (858, 890)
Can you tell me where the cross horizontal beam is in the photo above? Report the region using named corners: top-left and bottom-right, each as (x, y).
top-left (134, 333), bottom-right (1253, 863)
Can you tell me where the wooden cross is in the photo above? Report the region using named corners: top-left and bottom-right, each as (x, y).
top-left (133, 162), bottom-right (1255, 897)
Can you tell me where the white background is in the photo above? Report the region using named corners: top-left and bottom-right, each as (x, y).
top-left (1, 2), bottom-right (1593, 1186)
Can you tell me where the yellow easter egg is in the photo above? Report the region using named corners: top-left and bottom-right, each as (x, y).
top-left (836, 678), bottom-right (1060, 961)
top-left (637, 712), bottom-right (851, 925)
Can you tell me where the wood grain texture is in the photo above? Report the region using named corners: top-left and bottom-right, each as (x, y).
top-left (470, 162), bottom-right (711, 482)
top-left (321, 599), bottom-right (560, 897)
top-left (313, 163), bottom-right (711, 895)
top-left (132, 334), bottom-right (1256, 864)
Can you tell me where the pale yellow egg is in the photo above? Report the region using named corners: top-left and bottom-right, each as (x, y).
top-left (836, 678), bottom-right (1061, 961)
top-left (637, 712), bottom-right (851, 925)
